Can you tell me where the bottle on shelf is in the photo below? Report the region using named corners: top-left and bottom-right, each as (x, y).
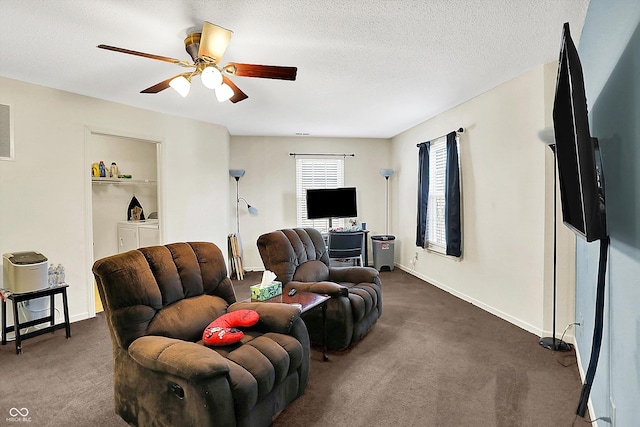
top-left (48, 264), bottom-right (56, 286)
top-left (110, 162), bottom-right (118, 178)
top-left (99, 161), bottom-right (106, 178)
top-left (56, 264), bottom-right (65, 284)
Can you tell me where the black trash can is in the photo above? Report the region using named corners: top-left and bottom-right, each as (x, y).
top-left (371, 235), bottom-right (395, 271)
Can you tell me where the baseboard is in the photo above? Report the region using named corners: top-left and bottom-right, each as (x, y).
top-left (70, 312), bottom-right (90, 323)
top-left (248, 261), bottom-right (578, 345)
top-left (396, 263), bottom-right (543, 337)
top-left (397, 262), bottom-right (595, 424)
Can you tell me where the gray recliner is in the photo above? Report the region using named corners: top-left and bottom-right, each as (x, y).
top-left (257, 228), bottom-right (382, 350)
top-left (93, 241), bottom-right (310, 427)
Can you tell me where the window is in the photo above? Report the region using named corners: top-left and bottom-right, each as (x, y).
top-left (416, 131), bottom-right (462, 257)
top-left (426, 137), bottom-right (447, 252)
top-left (296, 158), bottom-right (344, 231)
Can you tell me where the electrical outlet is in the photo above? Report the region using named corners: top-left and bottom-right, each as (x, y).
top-left (579, 313), bottom-right (584, 338)
top-left (610, 397), bottom-right (616, 427)
top-left (415, 252), bottom-right (419, 260)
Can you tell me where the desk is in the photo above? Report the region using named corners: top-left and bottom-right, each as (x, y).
top-left (363, 230), bottom-right (370, 266)
top-left (1, 284), bottom-right (71, 354)
top-left (323, 230), bottom-right (370, 266)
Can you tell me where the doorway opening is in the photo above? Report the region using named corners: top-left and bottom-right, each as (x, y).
top-left (85, 129), bottom-right (162, 313)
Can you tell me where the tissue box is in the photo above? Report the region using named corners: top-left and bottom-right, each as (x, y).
top-left (250, 281), bottom-right (282, 301)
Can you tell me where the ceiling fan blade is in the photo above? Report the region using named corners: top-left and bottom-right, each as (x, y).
top-left (198, 22), bottom-right (233, 63)
top-left (222, 76), bottom-right (248, 103)
top-left (98, 44), bottom-right (193, 67)
top-left (224, 63), bottom-right (297, 80)
top-left (140, 74), bottom-right (185, 94)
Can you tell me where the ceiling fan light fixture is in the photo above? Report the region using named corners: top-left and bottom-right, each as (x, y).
top-left (201, 66), bottom-right (223, 89)
top-left (199, 22), bottom-right (233, 63)
top-left (169, 75), bottom-right (191, 97)
top-left (98, 21), bottom-right (296, 104)
top-left (215, 83), bottom-right (235, 102)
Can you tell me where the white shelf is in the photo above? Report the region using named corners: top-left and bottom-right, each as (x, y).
top-left (91, 177), bottom-right (156, 185)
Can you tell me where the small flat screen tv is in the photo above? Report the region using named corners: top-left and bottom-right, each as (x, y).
top-left (306, 187), bottom-right (357, 220)
top-left (552, 23), bottom-right (607, 242)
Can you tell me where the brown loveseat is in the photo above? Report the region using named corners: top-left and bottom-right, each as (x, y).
top-left (93, 242), bottom-right (310, 427)
top-left (257, 228), bottom-right (382, 350)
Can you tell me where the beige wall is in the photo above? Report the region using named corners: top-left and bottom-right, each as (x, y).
top-left (389, 63), bottom-right (575, 338)
top-left (541, 61), bottom-right (576, 344)
top-left (229, 136), bottom-right (392, 270)
top-left (0, 77), bottom-right (230, 324)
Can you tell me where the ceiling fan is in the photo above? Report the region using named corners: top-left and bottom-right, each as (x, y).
top-left (98, 21), bottom-right (297, 103)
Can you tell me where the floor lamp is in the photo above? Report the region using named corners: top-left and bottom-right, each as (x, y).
top-left (229, 169), bottom-right (258, 234)
top-left (229, 169), bottom-right (258, 280)
top-left (537, 130), bottom-right (571, 352)
top-left (380, 169), bottom-right (394, 236)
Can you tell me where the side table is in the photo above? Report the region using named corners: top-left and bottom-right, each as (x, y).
top-left (1, 284), bottom-right (71, 354)
top-left (245, 291), bottom-right (330, 361)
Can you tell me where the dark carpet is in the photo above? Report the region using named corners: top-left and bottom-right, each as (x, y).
top-left (0, 269), bottom-right (583, 426)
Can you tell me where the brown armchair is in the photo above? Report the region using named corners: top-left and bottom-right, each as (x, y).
top-left (257, 228), bottom-right (382, 350)
top-left (93, 242), bottom-right (310, 427)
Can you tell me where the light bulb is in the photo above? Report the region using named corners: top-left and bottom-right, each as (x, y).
top-left (201, 66), bottom-right (223, 89)
top-left (169, 75), bottom-right (191, 97)
top-left (215, 83), bottom-right (234, 102)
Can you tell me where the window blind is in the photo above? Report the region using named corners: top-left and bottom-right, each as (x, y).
top-left (426, 137), bottom-right (447, 252)
top-left (296, 158), bottom-right (345, 230)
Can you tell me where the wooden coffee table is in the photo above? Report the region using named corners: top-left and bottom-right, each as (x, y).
top-left (246, 291), bottom-right (330, 361)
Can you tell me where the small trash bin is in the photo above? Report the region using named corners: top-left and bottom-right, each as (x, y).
top-left (371, 235), bottom-right (395, 271)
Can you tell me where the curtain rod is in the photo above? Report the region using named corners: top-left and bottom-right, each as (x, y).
top-left (416, 127), bottom-right (464, 147)
top-left (289, 153), bottom-right (355, 157)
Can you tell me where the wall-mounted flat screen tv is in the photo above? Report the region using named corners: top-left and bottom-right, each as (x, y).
top-left (306, 187), bottom-right (357, 220)
top-left (553, 22), bottom-right (607, 242)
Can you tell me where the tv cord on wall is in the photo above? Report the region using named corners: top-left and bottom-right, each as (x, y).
top-left (572, 414), bottom-right (611, 425)
top-left (576, 236), bottom-right (610, 418)
top-left (560, 322), bottom-right (580, 344)
top-left (555, 322), bottom-right (580, 368)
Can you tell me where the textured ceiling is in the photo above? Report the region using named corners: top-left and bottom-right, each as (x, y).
top-left (0, 0), bottom-right (590, 138)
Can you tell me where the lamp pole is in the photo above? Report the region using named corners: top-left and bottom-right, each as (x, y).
top-left (234, 177), bottom-right (240, 234)
top-left (385, 176), bottom-right (390, 235)
top-left (539, 144), bottom-right (570, 351)
top-left (229, 169), bottom-right (245, 235)
top-left (379, 169), bottom-right (394, 236)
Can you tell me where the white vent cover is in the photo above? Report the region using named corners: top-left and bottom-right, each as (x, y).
top-left (0, 104), bottom-right (14, 160)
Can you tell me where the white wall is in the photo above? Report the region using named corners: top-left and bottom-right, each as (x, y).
top-left (229, 136), bottom-right (391, 270)
top-left (389, 64), bottom-right (575, 338)
top-left (0, 77), bottom-right (230, 324)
